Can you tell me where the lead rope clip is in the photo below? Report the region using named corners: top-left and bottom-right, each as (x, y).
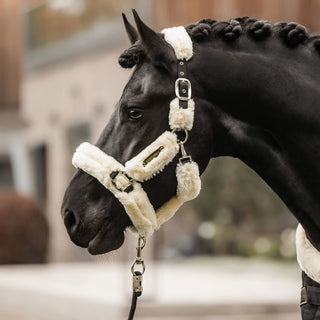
top-left (175, 129), bottom-right (192, 165)
top-left (128, 236), bottom-right (146, 320)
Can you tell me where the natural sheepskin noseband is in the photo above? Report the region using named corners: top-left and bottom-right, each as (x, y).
top-left (72, 26), bottom-right (201, 237)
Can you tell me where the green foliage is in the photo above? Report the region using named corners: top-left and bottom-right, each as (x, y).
top-left (191, 157), bottom-right (297, 258)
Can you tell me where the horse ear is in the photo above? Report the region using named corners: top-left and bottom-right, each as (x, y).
top-left (122, 13), bottom-right (138, 45)
top-left (132, 9), bottom-right (175, 70)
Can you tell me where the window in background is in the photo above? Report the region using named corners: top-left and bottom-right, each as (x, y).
top-left (30, 144), bottom-right (47, 201)
top-left (0, 155), bottom-right (13, 187)
top-left (67, 122), bottom-right (91, 176)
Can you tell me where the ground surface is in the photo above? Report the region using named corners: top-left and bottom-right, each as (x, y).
top-left (0, 257), bottom-right (301, 320)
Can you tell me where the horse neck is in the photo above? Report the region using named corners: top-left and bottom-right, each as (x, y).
top-left (195, 40), bottom-right (320, 131)
top-left (195, 41), bottom-right (320, 250)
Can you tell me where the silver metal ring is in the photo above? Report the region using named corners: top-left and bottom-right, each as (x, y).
top-left (131, 260), bottom-right (146, 275)
top-left (172, 129), bottom-right (189, 144)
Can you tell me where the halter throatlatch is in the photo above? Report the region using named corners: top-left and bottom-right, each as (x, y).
top-left (72, 26), bottom-right (200, 238)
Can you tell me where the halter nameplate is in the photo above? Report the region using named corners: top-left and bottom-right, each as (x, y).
top-left (72, 26), bottom-right (201, 237)
top-left (125, 131), bottom-right (179, 181)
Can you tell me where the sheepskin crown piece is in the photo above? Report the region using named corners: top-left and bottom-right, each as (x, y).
top-left (72, 26), bottom-right (201, 237)
top-left (161, 26), bottom-right (193, 61)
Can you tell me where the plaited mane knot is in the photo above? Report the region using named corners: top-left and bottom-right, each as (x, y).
top-left (187, 19), bottom-right (216, 40)
top-left (249, 20), bottom-right (272, 40)
top-left (119, 43), bottom-right (145, 68)
top-left (188, 23), bottom-right (211, 40)
top-left (222, 20), bottom-right (242, 40)
top-left (118, 17), bottom-right (318, 70)
top-left (234, 17), bottom-right (254, 25)
top-left (279, 22), bottom-right (308, 47)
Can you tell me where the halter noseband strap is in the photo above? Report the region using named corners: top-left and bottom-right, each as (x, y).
top-left (72, 26), bottom-right (200, 237)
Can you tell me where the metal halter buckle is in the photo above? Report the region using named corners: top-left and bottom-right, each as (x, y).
top-left (175, 78), bottom-right (192, 101)
top-left (110, 170), bottom-right (134, 193)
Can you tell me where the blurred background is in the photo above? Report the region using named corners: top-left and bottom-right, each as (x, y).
top-left (1, 0), bottom-right (319, 319)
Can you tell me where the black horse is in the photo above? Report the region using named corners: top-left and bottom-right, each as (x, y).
top-left (62, 11), bottom-right (320, 319)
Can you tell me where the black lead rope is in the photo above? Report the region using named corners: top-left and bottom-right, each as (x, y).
top-left (127, 237), bottom-right (146, 320)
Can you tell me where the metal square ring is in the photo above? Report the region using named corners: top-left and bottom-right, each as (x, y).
top-left (110, 170), bottom-right (134, 193)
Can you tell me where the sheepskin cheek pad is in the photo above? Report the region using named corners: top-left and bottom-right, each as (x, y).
top-left (169, 98), bottom-right (195, 131)
top-left (125, 131), bottom-right (179, 181)
top-left (130, 160), bottom-right (201, 233)
top-left (156, 161), bottom-right (201, 229)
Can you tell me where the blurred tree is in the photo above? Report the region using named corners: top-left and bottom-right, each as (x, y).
top-left (0, 190), bottom-right (49, 264)
top-left (191, 157), bottom-right (297, 257)
top-left (194, 157), bottom-right (296, 231)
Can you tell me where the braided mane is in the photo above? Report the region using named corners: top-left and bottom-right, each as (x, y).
top-left (119, 17), bottom-right (319, 69)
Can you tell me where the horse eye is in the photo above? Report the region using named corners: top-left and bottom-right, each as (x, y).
top-left (128, 108), bottom-right (143, 120)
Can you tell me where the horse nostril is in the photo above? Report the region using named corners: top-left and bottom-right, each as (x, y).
top-left (64, 209), bottom-right (79, 230)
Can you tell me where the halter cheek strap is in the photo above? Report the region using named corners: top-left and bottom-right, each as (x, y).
top-left (72, 26), bottom-right (201, 237)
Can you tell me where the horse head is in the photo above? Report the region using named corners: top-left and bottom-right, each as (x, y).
top-left (62, 11), bottom-right (213, 254)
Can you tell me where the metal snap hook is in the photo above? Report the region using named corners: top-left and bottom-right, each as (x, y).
top-left (131, 236), bottom-right (146, 276)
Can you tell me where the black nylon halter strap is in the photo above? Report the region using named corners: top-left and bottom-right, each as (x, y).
top-left (176, 59), bottom-right (190, 109)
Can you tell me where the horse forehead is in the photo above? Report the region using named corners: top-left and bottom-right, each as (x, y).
top-left (126, 65), bottom-right (168, 96)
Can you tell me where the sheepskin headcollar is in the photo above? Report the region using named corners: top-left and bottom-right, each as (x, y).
top-left (72, 26), bottom-right (201, 237)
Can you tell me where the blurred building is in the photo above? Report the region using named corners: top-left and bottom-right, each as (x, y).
top-left (1, 0), bottom-right (319, 262)
top-left (0, 1), bottom-right (32, 195)
top-left (152, 0), bottom-right (320, 32)
top-left (21, 0), bottom-right (151, 261)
